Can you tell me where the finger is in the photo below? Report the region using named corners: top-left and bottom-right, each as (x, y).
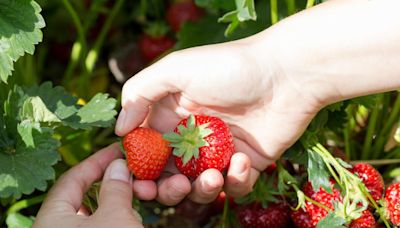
top-left (224, 153), bottom-right (260, 197)
top-left (156, 174), bottom-right (191, 206)
top-left (40, 143), bottom-right (122, 215)
top-left (231, 130), bottom-right (276, 171)
top-left (97, 159), bottom-right (133, 214)
top-left (115, 54), bottom-right (186, 136)
top-left (188, 169), bottom-right (224, 204)
top-left (131, 180), bottom-right (157, 200)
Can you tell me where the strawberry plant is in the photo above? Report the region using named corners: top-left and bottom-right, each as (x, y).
top-left (2, 0), bottom-right (400, 227)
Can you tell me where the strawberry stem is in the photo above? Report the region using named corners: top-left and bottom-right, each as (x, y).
top-left (311, 143), bottom-right (391, 227)
top-left (350, 159), bottom-right (400, 166)
top-left (304, 195), bottom-right (331, 212)
top-left (221, 193), bottom-right (230, 228)
top-left (163, 115), bottom-right (213, 165)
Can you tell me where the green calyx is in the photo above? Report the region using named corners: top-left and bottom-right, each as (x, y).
top-left (163, 115), bottom-right (213, 165)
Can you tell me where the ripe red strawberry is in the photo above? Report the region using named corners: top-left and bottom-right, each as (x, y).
top-left (303, 181), bottom-right (342, 227)
top-left (166, 0), bottom-right (204, 32)
top-left (257, 202), bottom-right (292, 227)
top-left (349, 210), bottom-right (376, 228)
top-left (384, 182), bottom-right (400, 226)
top-left (164, 115), bottom-right (235, 179)
top-left (237, 203), bottom-right (260, 227)
top-left (123, 127), bottom-right (172, 180)
top-left (138, 34), bottom-right (175, 62)
top-left (290, 208), bottom-right (314, 228)
top-left (350, 163), bottom-right (384, 201)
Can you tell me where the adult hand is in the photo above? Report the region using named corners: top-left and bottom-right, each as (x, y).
top-left (34, 144), bottom-right (143, 228)
top-left (114, 40), bottom-right (322, 205)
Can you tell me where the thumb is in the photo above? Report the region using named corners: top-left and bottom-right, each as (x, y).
top-left (97, 159), bottom-right (134, 214)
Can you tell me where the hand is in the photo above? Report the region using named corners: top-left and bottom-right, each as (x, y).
top-left (34, 144), bottom-right (143, 228)
top-left (114, 40), bottom-right (323, 205)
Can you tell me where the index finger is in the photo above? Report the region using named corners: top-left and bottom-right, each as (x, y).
top-left (115, 53), bottom-right (186, 136)
top-left (39, 143), bottom-right (122, 215)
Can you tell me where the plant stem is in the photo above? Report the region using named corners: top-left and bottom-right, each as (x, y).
top-left (314, 144), bottom-right (342, 187)
top-left (344, 106), bottom-right (355, 159)
top-left (350, 159), bottom-right (400, 166)
top-left (372, 93), bottom-right (400, 158)
top-left (306, 0), bottom-right (315, 8)
top-left (221, 194), bottom-right (230, 228)
top-left (285, 0), bottom-right (296, 15)
top-left (384, 147), bottom-right (400, 159)
top-left (61, 0), bottom-right (87, 85)
top-left (304, 195), bottom-right (331, 211)
top-left (270, 0), bottom-right (278, 24)
top-left (361, 95), bottom-right (382, 159)
top-left (6, 194), bottom-right (46, 214)
top-left (80, 0), bottom-right (125, 98)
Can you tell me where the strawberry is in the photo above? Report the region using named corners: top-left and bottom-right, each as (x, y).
top-left (123, 127), bottom-right (172, 180)
top-left (166, 0), bottom-right (204, 32)
top-left (257, 202), bottom-right (292, 227)
top-left (237, 202), bottom-right (291, 228)
top-left (303, 181), bottom-right (342, 227)
top-left (164, 115), bottom-right (235, 179)
top-left (384, 182), bottom-right (400, 226)
top-left (350, 163), bottom-right (384, 201)
top-left (290, 208), bottom-right (314, 228)
top-left (138, 22), bottom-right (175, 63)
top-left (138, 34), bottom-right (175, 63)
top-left (237, 203), bottom-right (260, 228)
top-left (349, 210), bottom-right (376, 228)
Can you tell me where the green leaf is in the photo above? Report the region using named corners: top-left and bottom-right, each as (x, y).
top-left (236, 0), bottom-right (257, 22)
top-left (307, 149), bottom-right (331, 193)
top-left (6, 212), bottom-right (34, 228)
top-left (326, 102), bottom-right (344, 112)
top-left (0, 127), bottom-right (60, 199)
top-left (17, 121), bottom-right (40, 147)
top-left (316, 212), bottom-right (346, 228)
top-left (218, 0), bottom-right (257, 36)
top-left (282, 141), bottom-right (308, 166)
top-left (20, 96), bottom-right (61, 123)
top-left (0, 107), bottom-right (14, 152)
top-left (71, 93), bottom-right (117, 129)
top-left (163, 132), bottom-right (183, 142)
top-left (176, 0), bottom-right (267, 48)
top-left (277, 162), bottom-right (298, 194)
top-left (176, 15), bottom-right (227, 49)
top-left (21, 82), bottom-right (117, 129)
top-left (350, 94), bottom-right (378, 110)
top-left (22, 82), bottom-right (78, 122)
top-left (0, 0), bottom-right (45, 83)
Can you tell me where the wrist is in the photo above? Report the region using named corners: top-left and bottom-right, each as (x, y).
top-left (244, 28), bottom-right (331, 113)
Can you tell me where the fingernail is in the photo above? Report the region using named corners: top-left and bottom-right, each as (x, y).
top-left (115, 109), bottom-right (127, 133)
top-left (104, 159), bottom-right (130, 183)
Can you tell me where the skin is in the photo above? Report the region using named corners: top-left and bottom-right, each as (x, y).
top-left (115, 0), bottom-right (400, 205)
top-left (35, 0), bottom-right (400, 226)
top-left (34, 144), bottom-right (143, 228)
